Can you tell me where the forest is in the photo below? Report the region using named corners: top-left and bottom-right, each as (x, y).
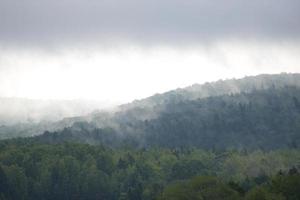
top-left (0, 0), bottom-right (299, 195)
top-left (1, 74), bottom-right (300, 199)
top-left (0, 142), bottom-right (299, 200)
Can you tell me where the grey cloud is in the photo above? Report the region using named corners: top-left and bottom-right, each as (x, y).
top-left (0, 0), bottom-right (299, 47)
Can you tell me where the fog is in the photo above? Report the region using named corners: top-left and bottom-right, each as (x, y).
top-left (0, 0), bottom-right (300, 124)
top-left (0, 41), bottom-right (299, 103)
top-left (0, 97), bottom-right (117, 125)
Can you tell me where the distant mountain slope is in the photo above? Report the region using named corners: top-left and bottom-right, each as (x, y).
top-left (1, 73), bottom-right (300, 140)
top-left (35, 86), bottom-right (300, 150)
top-left (119, 73), bottom-right (300, 110)
top-left (88, 73), bottom-right (300, 124)
top-left (140, 86), bottom-right (300, 149)
top-left (91, 73), bottom-right (300, 127)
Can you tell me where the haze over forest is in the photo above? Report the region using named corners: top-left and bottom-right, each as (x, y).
top-left (0, 0), bottom-right (300, 200)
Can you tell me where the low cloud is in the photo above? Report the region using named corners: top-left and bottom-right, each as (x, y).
top-left (0, 0), bottom-right (299, 48)
top-left (0, 0), bottom-right (299, 102)
top-left (0, 42), bottom-right (299, 102)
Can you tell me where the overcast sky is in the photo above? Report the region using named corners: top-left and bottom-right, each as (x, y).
top-left (0, 0), bottom-right (299, 103)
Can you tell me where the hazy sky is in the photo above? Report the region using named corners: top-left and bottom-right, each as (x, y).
top-left (0, 0), bottom-right (299, 103)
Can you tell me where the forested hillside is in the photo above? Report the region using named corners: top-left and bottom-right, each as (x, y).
top-left (1, 73), bottom-right (300, 140)
top-left (1, 73), bottom-right (300, 199)
top-left (35, 86), bottom-right (300, 150)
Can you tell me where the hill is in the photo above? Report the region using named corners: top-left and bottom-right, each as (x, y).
top-left (2, 73), bottom-right (300, 145)
top-left (35, 86), bottom-right (300, 150)
top-left (1, 73), bottom-right (300, 200)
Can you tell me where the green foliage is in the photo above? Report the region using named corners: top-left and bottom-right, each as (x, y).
top-left (0, 165), bottom-right (10, 199)
top-left (1, 74), bottom-right (300, 200)
top-left (244, 187), bottom-right (285, 200)
top-left (269, 168), bottom-right (300, 200)
top-left (142, 86), bottom-right (300, 149)
top-left (0, 142), bottom-right (299, 200)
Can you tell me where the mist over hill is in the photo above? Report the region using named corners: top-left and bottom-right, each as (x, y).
top-left (1, 73), bottom-right (298, 150)
top-left (115, 73), bottom-right (300, 121)
top-left (0, 98), bottom-right (116, 139)
top-left (0, 98), bottom-right (115, 126)
top-left (34, 85), bottom-right (300, 150)
top-left (1, 73), bottom-right (300, 200)
top-left (1, 0), bottom-right (300, 198)
top-left (1, 73), bottom-right (300, 140)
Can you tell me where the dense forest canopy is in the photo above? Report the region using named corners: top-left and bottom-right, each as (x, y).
top-left (0, 142), bottom-right (299, 200)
